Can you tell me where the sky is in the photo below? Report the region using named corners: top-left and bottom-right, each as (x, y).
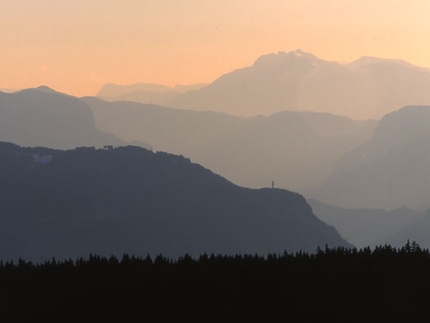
top-left (1, 0), bottom-right (430, 97)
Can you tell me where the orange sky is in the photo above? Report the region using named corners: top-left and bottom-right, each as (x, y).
top-left (1, 0), bottom-right (430, 97)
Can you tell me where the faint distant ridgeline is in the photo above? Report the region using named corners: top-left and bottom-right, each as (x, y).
top-left (97, 51), bottom-right (430, 120)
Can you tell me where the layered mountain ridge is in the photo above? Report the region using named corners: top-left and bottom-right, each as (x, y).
top-left (85, 96), bottom-right (376, 192)
top-left (0, 86), bottom-right (149, 150)
top-left (97, 50), bottom-right (430, 119)
top-left (309, 105), bottom-right (430, 211)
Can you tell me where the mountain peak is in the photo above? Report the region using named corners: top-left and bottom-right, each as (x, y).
top-left (291, 49), bottom-right (316, 59)
top-left (15, 86), bottom-right (60, 96)
top-left (252, 49), bottom-right (319, 69)
top-left (35, 85), bottom-right (57, 93)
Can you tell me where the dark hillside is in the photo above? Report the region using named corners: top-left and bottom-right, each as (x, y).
top-left (0, 142), bottom-right (349, 262)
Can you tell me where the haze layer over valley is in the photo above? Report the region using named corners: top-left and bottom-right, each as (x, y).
top-left (309, 106), bottom-right (430, 211)
top-left (309, 199), bottom-right (425, 248)
top-left (85, 96), bottom-right (376, 192)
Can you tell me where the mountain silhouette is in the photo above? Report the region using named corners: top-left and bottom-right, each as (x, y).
top-left (84, 96), bottom-right (376, 192)
top-left (309, 106), bottom-right (430, 210)
top-left (0, 86), bottom-right (148, 149)
top-left (98, 50), bottom-right (430, 119)
top-left (0, 142), bottom-right (350, 262)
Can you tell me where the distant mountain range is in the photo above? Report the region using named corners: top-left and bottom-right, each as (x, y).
top-left (0, 86), bottom-right (149, 150)
top-left (96, 50), bottom-right (430, 119)
top-left (97, 82), bottom-right (207, 105)
top-left (84, 97), bottom-right (376, 192)
top-left (309, 106), bottom-right (430, 211)
top-left (0, 142), bottom-right (350, 262)
top-left (310, 198), bottom-right (430, 251)
top-left (309, 199), bottom-right (424, 248)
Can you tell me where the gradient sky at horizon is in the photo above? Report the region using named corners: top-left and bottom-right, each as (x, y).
top-left (1, 0), bottom-right (430, 96)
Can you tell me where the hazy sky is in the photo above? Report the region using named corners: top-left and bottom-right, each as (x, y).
top-left (1, 0), bottom-right (430, 96)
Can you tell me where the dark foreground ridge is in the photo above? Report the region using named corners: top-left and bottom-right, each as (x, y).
top-left (1, 242), bottom-right (429, 322)
top-left (0, 141), bottom-right (349, 261)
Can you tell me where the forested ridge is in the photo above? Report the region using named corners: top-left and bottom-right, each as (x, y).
top-left (0, 141), bottom-right (349, 260)
top-left (2, 242), bottom-right (430, 322)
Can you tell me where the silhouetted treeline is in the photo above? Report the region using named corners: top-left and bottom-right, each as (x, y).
top-left (2, 242), bottom-right (430, 322)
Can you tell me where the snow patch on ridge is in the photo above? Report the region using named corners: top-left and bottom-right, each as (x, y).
top-left (33, 154), bottom-right (53, 165)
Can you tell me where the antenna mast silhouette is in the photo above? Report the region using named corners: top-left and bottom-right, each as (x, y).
top-left (271, 181), bottom-right (274, 189)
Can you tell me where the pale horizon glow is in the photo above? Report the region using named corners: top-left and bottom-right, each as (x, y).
top-left (1, 0), bottom-right (430, 97)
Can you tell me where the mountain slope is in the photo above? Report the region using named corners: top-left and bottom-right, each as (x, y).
top-left (0, 86), bottom-right (143, 149)
top-left (84, 97), bottom-right (376, 192)
top-left (102, 50), bottom-right (430, 119)
top-left (308, 106), bottom-right (430, 210)
top-left (0, 142), bottom-right (350, 262)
